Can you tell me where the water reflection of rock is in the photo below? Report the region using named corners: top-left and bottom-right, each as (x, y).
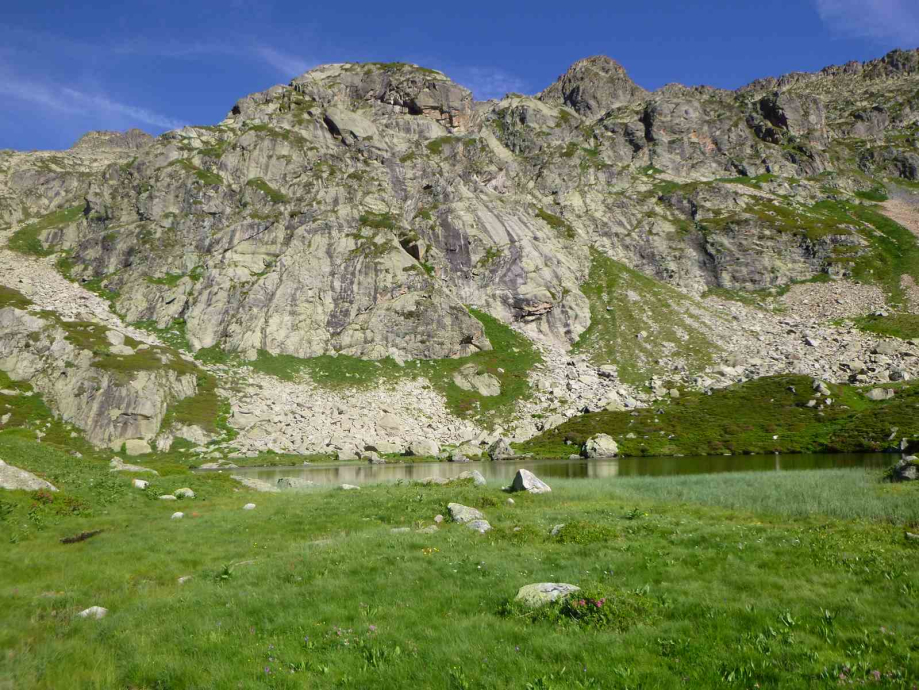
top-left (225, 453), bottom-right (890, 487)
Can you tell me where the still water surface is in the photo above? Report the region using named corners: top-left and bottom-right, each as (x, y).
top-left (224, 452), bottom-right (891, 487)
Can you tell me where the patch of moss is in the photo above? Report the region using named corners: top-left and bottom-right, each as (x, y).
top-left (246, 178), bottom-right (288, 204)
top-left (535, 208), bottom-right (575, 240)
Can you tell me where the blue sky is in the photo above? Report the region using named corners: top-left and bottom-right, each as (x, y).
top-left (2, 0), bottom-right (918, 150)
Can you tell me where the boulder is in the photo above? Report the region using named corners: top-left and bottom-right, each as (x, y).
top-left (449, 451), bottom-right (470, 463)
top-left (510, 469), bottom-right (551, 494)
top-left (159, 494), bottom-right (177, 501)
top-left (452, 363), bottom-right (501, 397)
top-left (376, 414), bottom-right (404, 434)
top-left (363, 451), bottom-right (386, 464)
top-left (866, 388), bottom-right (895, 401)
top-left (421, 476), bottom-right (451, 485)
top-left (582, 434), bottom-right (619, 458)
top-left (174, 488), bottom-right (195, 499)
top-left (341, 484), bottom-right (361, 490)
top-left (457, 470), bottom-right (487, 487)
top-left (514, 583), bottom-right (580, 609)
top-left (0, 459), bottom-right (58, 492)
top-left (447, 502), bottom-right (485, 524)
top-left (124, 439), bottom-right (153, 456)
top-left (242, 503), bottom-right (256, 510)
top-left (76, 606), bottom-right (109, 619)
top-left (466, 519), bottom-right (492, 533)
top-left (407, 439), bottom-right (440, 457)
top-left (132, 478), bottom-right (149, 490)
top-left (171, 512), bottom-right (184, 520)
top-left (336, 447), bottom-right (360, 461)
top-left (890, 457), bottom-right (918, 482)
top-left (487, 437), bottom-right (514, 461)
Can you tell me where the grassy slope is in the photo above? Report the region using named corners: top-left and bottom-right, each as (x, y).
top-left (852, 313), bottom-right (919, 340)
top-left (573, 249), bottom-right (719, 384)
top-left (0, 434), bottom-right (917, 689)
top-left (521, 375), bottom-right (919, 458)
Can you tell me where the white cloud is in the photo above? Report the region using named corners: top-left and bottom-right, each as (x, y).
top-left (0, 73), bottom-right (186, 130)
top-left (816, 0), bottom-right (919, 44)
top-left (254, 46), bottom-right (312, 78)
top-left (454, 67), bottom-right (529, 101)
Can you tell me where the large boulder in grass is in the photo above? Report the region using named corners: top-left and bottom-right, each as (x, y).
top-left (514, 583), bottom-right (580, 609)
top-left (582, 433), bottom-right (619, 458)
top-left (447, 502), bottom-right (484, 524)
top-left (510, 469), bottom-right (551, 494)
top-left (890, 457), bottom-right (918, 482)
top-left (0, 459), bottom-right (57, 492)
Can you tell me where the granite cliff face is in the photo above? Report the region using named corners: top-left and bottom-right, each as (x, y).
top-left (2, 50), bottom-right (919, 453)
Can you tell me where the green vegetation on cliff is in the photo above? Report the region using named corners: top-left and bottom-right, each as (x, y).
top-left (573, 249), bottom-right (718, 384)
top-left (8, 205), bottom-right (83, 256)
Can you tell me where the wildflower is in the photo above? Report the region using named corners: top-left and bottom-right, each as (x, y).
top-left (264, 667), bottom-right (271, 675)
top-left (872, 670), bottom-right (881, 681)
top-left (369, 625), bottom-right (377, 632)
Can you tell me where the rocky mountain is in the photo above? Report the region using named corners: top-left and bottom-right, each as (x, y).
top-left (1, 49), bottom-right (918, 458)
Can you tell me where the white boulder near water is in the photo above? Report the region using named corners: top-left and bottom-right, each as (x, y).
top-left (0, 459), bottom-right (58, 492)
top-left (510, 469), bottom-right (552, 494)
top-left (582, 433), bottom-right (619, 458)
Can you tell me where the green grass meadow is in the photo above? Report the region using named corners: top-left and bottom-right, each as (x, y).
top-left (1, 431), bottom-right (917, 689)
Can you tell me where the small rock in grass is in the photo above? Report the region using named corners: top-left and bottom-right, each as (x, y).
top-left (174, 488), bottom-right (195, 499)
top-left (448, 503), bottom-right (484, 524)
top-left (171, 512), bottom-right (184, 520)
top-left (132, 479), bottom-right (148, 490)
top-left (242, 503), bottom-right (256, 510)
top-left (434, 514), bottom-right (444, 523)
top-left (159, 495), bottom-right (177, 501)
top-left (514, 583), bottom-right (580, 609)
top-left (341, 484), bottom-right (360, 491)
top-left (76, 606), bottom-right (108, 619)
top-left (550, 524), bottom-right (565, 536)
top-left (510, 469), bottom-right (551, 494)
top-left (178, 576), bottom-right (192, 585)
top-left (906, 532), bottom-right (919, 542)
top-left (417, 525), bottom-right (438, 534)
top-left (506, 498), bottom-right (515, 505)
top-left (466, 519), bottom-right (492, 533)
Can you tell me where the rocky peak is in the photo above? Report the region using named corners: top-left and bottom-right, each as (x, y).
top-left (70, 129), bottom-right (153, 152)
top-left (293, 62), bottom-right (474, 132)
top-left (539, 55), bottom-right (646, 117)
